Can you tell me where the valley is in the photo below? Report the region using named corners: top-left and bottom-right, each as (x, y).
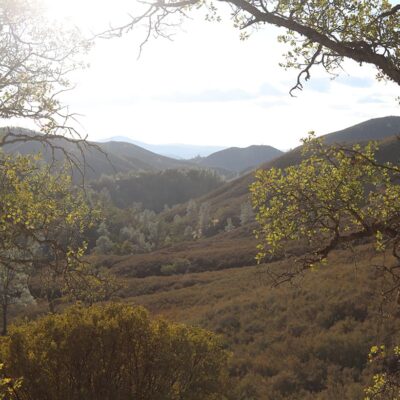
top-left (2, 2), bottom-right (400, 398)
top-left (4, 115), bottom-right (400, 399)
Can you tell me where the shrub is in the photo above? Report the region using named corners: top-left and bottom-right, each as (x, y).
top-left (160, 259), bottom-right (192, 275)
top-left (0, 303), bottom-right (229, 400)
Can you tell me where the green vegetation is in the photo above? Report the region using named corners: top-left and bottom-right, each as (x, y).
top-left (251, 134), bottom-right (400, 272)
top-left (88, 193), bottom-right (255, 257)
top-left (6, 129), bottom-right (400, 399)
top-left (84, 132), bottom-right (400, 399)
top-left (365, 345), bottom-right (400, 399)
top-left (0, 363), bottom-right (21, 400)
top-left (91, 168), bottom-right (223, 212)
top-left (0, 303), bottom-right (229, 400)
top-left (0, 154), bottom-right (100, 331)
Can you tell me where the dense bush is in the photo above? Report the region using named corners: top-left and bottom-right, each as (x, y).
top-left (0, 303), bottom-right (229, 400)
top-left (160, 258), bottom-right (192, 275)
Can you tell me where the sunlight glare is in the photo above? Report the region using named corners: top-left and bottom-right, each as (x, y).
top-left (43, 0), bottom-right (134, 29)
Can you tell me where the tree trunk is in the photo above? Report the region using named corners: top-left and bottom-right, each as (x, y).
top-left (2, 303), bottom-right (8, 336)
top-left (47, 291), bottom-right (56, 314)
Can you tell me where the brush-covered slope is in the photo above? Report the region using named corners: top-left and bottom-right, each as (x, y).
top-left (194, 145), bottom-right (283, 173)
top-left (114, 243), bottom-right (395, 400)
top-left (177, 116), bottom-right (400, 225)
top-left (93, 225), bottom-right (258, 278)
top-left (91, 116), bottom-right (400, 279)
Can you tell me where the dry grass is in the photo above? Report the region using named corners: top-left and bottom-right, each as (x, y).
top-left (113, 243), bottom-right (399, 399)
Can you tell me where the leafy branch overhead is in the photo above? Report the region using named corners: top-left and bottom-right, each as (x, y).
top-left (251, 134), bottom-right (400, 284)
top-left (0, 1), bottom-right (108, 180)
top-left (103, 0), bottom-right (400, 92)
top-left (0, 0), bottom-right (91, 132)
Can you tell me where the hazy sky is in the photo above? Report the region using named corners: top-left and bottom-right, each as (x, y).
top-left (17, 0), bottom-right (400, 150)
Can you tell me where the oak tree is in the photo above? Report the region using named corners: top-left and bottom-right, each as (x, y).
top-left (251, 134), bottom-right (400, 283)
top-left (0, 154), bottom-right (99, 328)
top-left (107, 0), bottom-right (400, 92)
top-left (0, 0), bottom-right (90, 133)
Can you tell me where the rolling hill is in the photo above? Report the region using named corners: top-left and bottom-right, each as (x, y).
top-left (192, 145), bottom-right (283, 173)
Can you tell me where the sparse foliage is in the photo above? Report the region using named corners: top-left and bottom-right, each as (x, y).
top-left (0, 0), bottom-right (90, 133)
top-left (0, 250), bottom-right (34, 335)
top-left (107, 0), bottom-right (400, 92)
top-left (0, 363), bottom-right (21, 400)
top-left (365, 345), bottom-right (400, 400)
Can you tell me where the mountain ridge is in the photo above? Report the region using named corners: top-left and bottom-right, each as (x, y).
top-left (1, 129), bottom-right (192, 180)
top-left (1, 128), bottom-right (284, 180)
top-left (99, 136), bottom-right (227, 159)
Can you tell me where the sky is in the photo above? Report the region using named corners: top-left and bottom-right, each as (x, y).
top-left (13, 0), bottom-right (400, 150)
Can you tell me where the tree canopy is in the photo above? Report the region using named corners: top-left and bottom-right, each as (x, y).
top-left (0, 0), bottom-right (90, 132)
top-left (251, 134), bottom-right (400, 283)
top-left (0, 153), bottom-right (100, 329)
top-left (0, 0), bottom-right (99, 176)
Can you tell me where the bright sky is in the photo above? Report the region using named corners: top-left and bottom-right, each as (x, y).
top-left (21, 0), bottom-right (400, 149)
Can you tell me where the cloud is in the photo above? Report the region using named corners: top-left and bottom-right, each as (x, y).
top-left (357, 95), bottom-right (386, 104)
top-left (256, 99), bottom-right (289, 108)
top-left (156, 82), bottom-right (284, 103)
top-left (305, 77), bottom-right (331, 92)
top-left (336, 75), bottom-right (374, 88)
top-left (158, 88), bottom-right (255, 103)
top-left (283, 74), bottom-right (373, 94)
top-left (258, 83), bottom-right (283, 96)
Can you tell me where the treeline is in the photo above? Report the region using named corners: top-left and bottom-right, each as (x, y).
top-left (87, 199), bottom-right (255, 256)
top-left (90, 168), bottom-right (223, 212)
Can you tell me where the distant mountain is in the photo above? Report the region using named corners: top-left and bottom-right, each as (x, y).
top-left (193, 145), bottom-right (283, 173)
top-left (100, 136), bottom-right (226, 159)
top-left (2, 129), bottom-right (284, 181)
top-left (1, 128), bottom-right (194, 181)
